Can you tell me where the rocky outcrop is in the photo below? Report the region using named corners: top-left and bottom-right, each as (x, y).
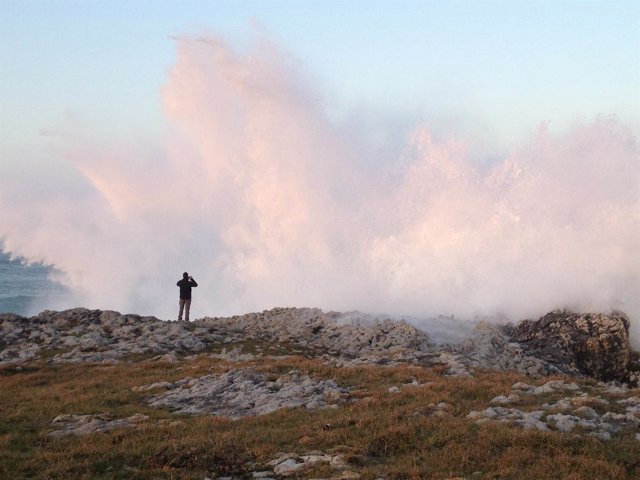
top-left (200, 308), bottom-right (433, 358)
top-left (448, 321), bottom-right (549, 377)
top-left (143, 368), bottom-right (348, 418)
top-left (0, 307), bottom-right (432, 366)
top-left (506, 311), bottom-right (633, 383)
top-left (467, 379), bottom-right (640, 442)
top-left (0, 308), bottom-right (212, 365)
top-left (1, 307), bottom-right (637, 384)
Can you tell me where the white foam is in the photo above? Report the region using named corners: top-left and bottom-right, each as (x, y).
top-left (0, 33), bottom-right (638, 346)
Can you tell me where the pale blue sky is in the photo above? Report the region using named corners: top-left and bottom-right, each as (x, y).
top-left (1, 0), bottom-right (639, 168)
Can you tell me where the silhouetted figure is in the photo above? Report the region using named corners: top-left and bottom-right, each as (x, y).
top-left (177, 272), bottom-right (198, 321)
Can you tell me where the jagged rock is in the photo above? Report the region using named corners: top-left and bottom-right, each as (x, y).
top-left (4, 306), bottom-right (640, 446)
top-left (144, 368), bottom-right (348, 418)
top-left (453, 321), bottom-right (548, 376)
top-left (506, 311), bottom-right (633, 382)
top-left (200, 308), bottom-right (433, 360)
top-left (0, 307), bottom-right (432, 367)
top-left (1, 307), bottom-right (637, 387)
top-left (0, 308), bottom-right (209, 365)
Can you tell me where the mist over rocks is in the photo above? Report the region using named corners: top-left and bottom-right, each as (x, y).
top-left (1, 307), bottom-right (638, 384)
top-left (426, 320), bottom-right (550, 378)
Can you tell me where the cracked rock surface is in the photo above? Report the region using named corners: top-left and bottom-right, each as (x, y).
top-left (143, 367), bottom-right (348, 418)
top-left (506, 311), bottom-right (633, 382)
top-left (1, 308), bottom-right (638, 384)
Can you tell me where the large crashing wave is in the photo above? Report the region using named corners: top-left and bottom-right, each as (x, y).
top-left (0, 33), bottom-right (638, 344)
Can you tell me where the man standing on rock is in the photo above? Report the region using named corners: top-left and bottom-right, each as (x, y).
top-left (177, 272), bottom-right (198, 321)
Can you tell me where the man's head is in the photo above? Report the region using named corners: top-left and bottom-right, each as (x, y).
top-left (183, 272), bottom-right (189, 279)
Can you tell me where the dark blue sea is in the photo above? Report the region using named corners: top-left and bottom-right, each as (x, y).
top-left (0, 248), bottom-right (68, 316)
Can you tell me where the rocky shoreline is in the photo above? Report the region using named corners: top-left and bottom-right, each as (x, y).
top-left (2, 307), bottom-right (639, 478)
top-left (1, 307), bottom-right (637, 383)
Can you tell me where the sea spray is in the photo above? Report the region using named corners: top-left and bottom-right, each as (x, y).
top-left (0, 33), bottom-right (638, 344)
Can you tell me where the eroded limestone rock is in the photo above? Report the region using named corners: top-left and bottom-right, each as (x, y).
top-left (468, 379), bottom-right (640, 441)
top-left (507, 311), bottom-right (633, 382)
top-left (2, 308), bottom-right (637, 386)
top-left (144, 368), bottom-right (348, 418)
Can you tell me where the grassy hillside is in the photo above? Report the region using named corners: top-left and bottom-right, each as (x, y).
top-left (1, 341), bottom-right (639, 480)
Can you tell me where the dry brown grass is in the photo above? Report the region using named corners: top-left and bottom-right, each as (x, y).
top-left (0, 351), bottom-right (638, 480)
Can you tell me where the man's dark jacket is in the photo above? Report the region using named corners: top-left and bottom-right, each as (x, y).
top-left (177, 278), bottom-right (198, 300)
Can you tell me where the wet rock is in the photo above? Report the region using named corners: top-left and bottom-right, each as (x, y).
top-left (507, 311), bottom-right (633, 382)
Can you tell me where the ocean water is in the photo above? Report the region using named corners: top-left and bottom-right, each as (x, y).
top-left (0, 249), bottom-right (68, 316)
